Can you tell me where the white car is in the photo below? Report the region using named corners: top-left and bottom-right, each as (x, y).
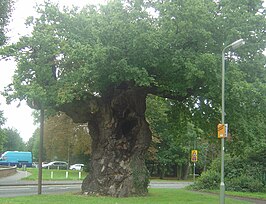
top-left (69, 163), bottom-right (84, 171)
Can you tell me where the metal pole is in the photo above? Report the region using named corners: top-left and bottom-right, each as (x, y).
top-left (38, 108), bottom-right (44, 195)
top-left (220, 47), bottom-right (226, 204)
top-left (193, 136), bottom-right (196, 184)
top-left (220, 39), bottom-right (245, 204)
top-left (193, 162), bottom-right (196, 183)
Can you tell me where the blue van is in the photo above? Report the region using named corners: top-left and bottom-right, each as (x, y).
top-left (0, 151), bottom-right (33, 167)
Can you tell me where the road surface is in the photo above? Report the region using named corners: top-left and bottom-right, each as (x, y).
top-left (0, 184), bottom-right (81, 197)
top-left (0, 183), bottom-right (193, 197)
top-left (0, 170), bottom-right (192, 197)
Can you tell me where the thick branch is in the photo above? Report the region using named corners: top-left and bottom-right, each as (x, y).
top-left (58, 97), bottom-right (100, 123)
top-left (147, 85), bottom-right (193, 102)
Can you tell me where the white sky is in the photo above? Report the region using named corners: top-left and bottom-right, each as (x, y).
top-left (0, 0), bottom-right (107, 142)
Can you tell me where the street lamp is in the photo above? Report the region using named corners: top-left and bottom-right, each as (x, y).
top-left (220, 38), bottom-right (245, 204)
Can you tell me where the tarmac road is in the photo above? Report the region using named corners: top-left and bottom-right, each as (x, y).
top-left (0, 170), bottom-right (83, 197)
top-left (0, 184), bottom-right (82, 197)
top-left (0, 170), bottom-right (192, 197)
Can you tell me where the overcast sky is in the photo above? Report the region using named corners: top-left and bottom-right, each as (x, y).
top-left (0, 0), bottom-right (106, 142)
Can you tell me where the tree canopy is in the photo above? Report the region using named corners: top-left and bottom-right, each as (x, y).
top-left (2, 127), bottom-right (25, 151)
top-left (25, 128), bottom-right (40, 161)
top-left (0, 0), bottom-right (13, 46)
top-left (1, 0), bottom-right (265, 115)
top-left (0, 109), bottom-right (6, 152)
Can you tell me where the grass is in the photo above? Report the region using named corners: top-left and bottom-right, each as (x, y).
top-left (223, 190), bottom-right (266, 200)
top-left (18, 168), bottom-right (265, 202)
top-left (22, 168), bottom-right (87, 180)
top-left (0, 189), bottom-right (252, 204)
top-left (190, 189), bottom-right (266, 200)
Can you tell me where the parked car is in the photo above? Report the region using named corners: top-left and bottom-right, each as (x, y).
top-left (69, 163), bottom-right (84, 171)
top-left (42, 161), bottom-right (68, 170)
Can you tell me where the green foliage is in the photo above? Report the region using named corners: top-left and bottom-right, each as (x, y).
top-left (44, 112), bottom-right (91, 163)
top-left (227, 175), bottom-right (264, 193)
top-left (0, 129), bottom-right (6, 152)
top-left (192, 170), bottom-right (220, 190)
top-left (25, 128), bottom-right (41, 161)
top-left (1, 1), bottom-right (159, 107)
top-left (146, 96), bottom-right (190, 177)
top-left (2, 127), bottom-right (25, 151)
top-left (0, 0), bottom-right (13, 45)
top-left (0, 108), bottom-right (7, 152)
top-left (2, 0), bottom-right (265, 108)
top-left (0, 109), bottom-right (6, 126)
top-left (247, 143), bottom-right (266, 164)
top-left (146, 95), bottom-right (212, 179)
top-left (192, 154), bottom-right (265, 192)
top-left (226, 62), bottom-right (266, 156)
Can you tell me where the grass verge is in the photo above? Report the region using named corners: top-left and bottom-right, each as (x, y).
top-left (224, 191), bottom-right (266, 200)
top-left (186, 187), bottom-right (266, 200)
top-left (0, 189), bottom-right (252, 204)
top-left (20, 168), bottom-right (265, 201)
top-left (22, 168), bottom-right (87, 180)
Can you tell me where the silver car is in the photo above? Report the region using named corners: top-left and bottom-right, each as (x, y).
top-left (42, 161), bottom-right (68, 170)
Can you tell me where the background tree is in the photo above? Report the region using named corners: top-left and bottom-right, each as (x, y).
top-left (0, 0), bottom-right (13, 46)
top-left (1, 0), bottom-right (265, 197)
top-left (44, 112), bottom-right (91, 164)
top-left (0, 108), bottom-right (7, 152)
top-left (26, 128), bottom-right (41, 161)
top-left (2, 127), bottom-right (25, 151)
top-left (146, 96), bottom-right (214, 180)
top-left (146, 96), bottom-right (192, 179)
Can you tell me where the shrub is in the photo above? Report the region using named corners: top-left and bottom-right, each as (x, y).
top-left (192, 170), bottom-right (220, 190)
top-left (226, 175), bottom-right (264, 192)
top-left (191, 154), bottom-right (265, 192)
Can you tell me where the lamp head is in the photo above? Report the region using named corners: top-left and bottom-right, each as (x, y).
top-left (230, 39), bottom-right (245, 49)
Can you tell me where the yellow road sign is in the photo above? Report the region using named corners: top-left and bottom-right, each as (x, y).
top-left (191, 150), bottom-right (198, 162)
top-left (217, 124), bottom-right (228, 138)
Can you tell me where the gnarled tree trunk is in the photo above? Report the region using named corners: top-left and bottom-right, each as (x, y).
top-left (61, 87), bottom-right (152, 197)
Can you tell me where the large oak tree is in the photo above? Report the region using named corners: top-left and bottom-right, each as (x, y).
top-left (1, 0), bottom-right (265, 197)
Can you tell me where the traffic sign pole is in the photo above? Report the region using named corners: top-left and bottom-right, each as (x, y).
top-left (193, 163), bottom-right (196, 183)
top-left (191, 150), bottom-right (198, 183)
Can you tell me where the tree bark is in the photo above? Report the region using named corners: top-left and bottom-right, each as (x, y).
top-left (61, 87), bottom-right (152, 197)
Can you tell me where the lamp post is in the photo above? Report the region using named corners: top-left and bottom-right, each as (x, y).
top-left (220, 39), bottom-right (245, 204)
top-left (38, 108), bottom-right (44, 195)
